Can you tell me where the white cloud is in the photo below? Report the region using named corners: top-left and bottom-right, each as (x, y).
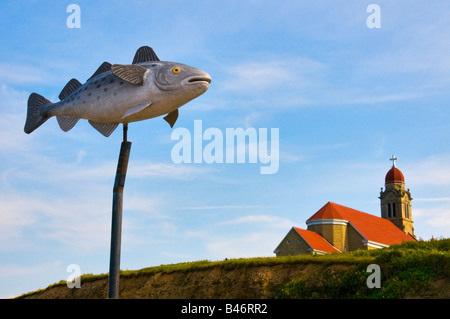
top-left (219, 214), bottom-right (294, 229)
top-left (414, 197), bottom-right (450, 203)
top-left (0, 187), bottom-right (112, 251)
top-left (182, 205), bottom-right (269, 210)
top-left (347, 92), bottom-right (427, 105)
top-left (0, 195), bottom-right (39, 243)
top-left (0, 179), bottom-right (173, 253)
top-left (128, 161), bottom-right (213, 180)
top-left (206, 232), bottom-right (282, 260)
top-left (0, 85), bottom-right (38, 153)
top-left (0, 260), bottom-right (66, 298)
top-left (407, 154), bottom-right (450, 187)
top-left (0, 63), bottom-right (52, 85)
top-left (220, 57), bottom-right (328, 94)
top-left (124, 194), bottom-right (165, 217)
top-left (0, 148), bottom-right (177, 252)
top-left (0, 261), bottom-right (62, 278)
top-left (198, 214), bottom-right (297, 259)
top-left (414, 207), bottom-right (450, 230)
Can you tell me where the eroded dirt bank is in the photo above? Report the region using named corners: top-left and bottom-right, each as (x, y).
top-left (20, 262), bottom-right (449, 299)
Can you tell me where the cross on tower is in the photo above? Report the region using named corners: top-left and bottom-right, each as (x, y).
top-left (390, 154), bottom-right (398, 167)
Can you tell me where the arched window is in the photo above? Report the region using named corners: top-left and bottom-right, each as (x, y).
top-left (388, 203), bottom-right (391, 218)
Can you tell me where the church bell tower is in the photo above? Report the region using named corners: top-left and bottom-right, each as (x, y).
top-left (379, 155), bottom-right (415, 238)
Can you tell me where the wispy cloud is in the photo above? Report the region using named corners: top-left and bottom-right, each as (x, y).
top-left (0, 194), bottom-right (39, 243)
top-left (219, 214), bottom-right (294, 229)
top-left (347, 92), bottom-right (427, 105)
top-left (414, 197), bottom-right (450, 202)
top-left (219, 56), bottom-right (328, 96)
top-left (414, 207), bottom-right (450, 230)
top-left (0, 85), bottom-right (36, 152)
top-left (0, 63), bottom-right (52, 85)
top-left (205, 232), bottom-right (282, 259)
top-left (128, 161), bottom-right (213, 180)
top-left (0, 148), bottom-right (197, 252)
top-left (407, 154), bottom-right (450, 187)
top-left (182, 205), bottom-right (271, 210)
top-left (199, 214), bottom-right (297, 259)
top-left (0, 260), bottom-right (66, 298)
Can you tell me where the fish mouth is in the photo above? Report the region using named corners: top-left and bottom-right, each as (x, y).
top-left (184, 75), bottom-right (212, 85)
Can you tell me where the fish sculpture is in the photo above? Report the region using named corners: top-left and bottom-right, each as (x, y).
top-left (24, 46), bottom-right (211, 137)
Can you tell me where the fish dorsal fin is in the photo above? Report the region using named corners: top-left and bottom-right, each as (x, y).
top-left (111, 64), bottom-right (148, 85)
top-left (163, 109), bottom-right (179, 128)
top-left (87, 62), bottom-right (112, 81)
top-left (88, 120), bottom-right (118, 137)
top-left (132, 46), bottom-right (160, 64)
top-left (59, 78), bottom-right (82, 100)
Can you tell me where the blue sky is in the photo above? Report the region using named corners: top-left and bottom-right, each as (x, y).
top-left (0, 1), bottom-right (449, 298)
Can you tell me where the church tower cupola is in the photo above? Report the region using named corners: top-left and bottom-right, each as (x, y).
top-left (379, 155), bottom-right (415, 237)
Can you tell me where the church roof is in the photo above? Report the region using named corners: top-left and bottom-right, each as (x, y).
top-left (307, 202), bottom-right (415, 246)
top-left (293, 227), bottom-right (340, 254)
top-left (385, 166), bottom-right (405, 185)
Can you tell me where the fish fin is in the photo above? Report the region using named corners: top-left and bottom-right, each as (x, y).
top-left (88, 120), bottom-right (118, 137)
top-left (24, 93), bottom-right (52, 134)
top-left (59, 78), bottom-right (82, 100)
top-left (87, 62), bottom-right (112, 81)
top-left (111, 64), bottom-right (147, 85)
top-left (121, 102), bottom-right (151, 120)
top-left (132, 46), bottom-right (160, 64)
top-left (163, 109), bottom-right (179, 128)
top-left (57, 116), bottom-right (79, 132)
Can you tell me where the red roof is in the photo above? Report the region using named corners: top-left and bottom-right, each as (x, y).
top-left (307, 202), bottom-right (415, 246)
top-left (293, 227), bottom-right (340, 253)
top-left (385, 166), bottom-right (405, 185)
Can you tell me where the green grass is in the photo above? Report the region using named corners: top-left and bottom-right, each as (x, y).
top-left (278, 238), bottom-right (450, 299)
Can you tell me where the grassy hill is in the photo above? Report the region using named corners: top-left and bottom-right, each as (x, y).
top-left (18, 238), bottom-right (449, 299)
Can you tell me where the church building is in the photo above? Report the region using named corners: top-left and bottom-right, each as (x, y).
top-left (274, 156), bottom-right (417, 256)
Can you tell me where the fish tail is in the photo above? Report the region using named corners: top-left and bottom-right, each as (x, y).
top-left (24, 93), bottom-right (52, 134)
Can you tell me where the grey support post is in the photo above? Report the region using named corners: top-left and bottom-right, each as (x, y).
top-left (108, 124), bottom-right (131, 299)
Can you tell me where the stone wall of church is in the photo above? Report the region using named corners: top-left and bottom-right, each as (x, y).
top-left (275, 228), bottom-right (311, 256)
top-left (307, 223), bottom-right (346, 252)
top-left (346, 224), bottom-right (366, 251)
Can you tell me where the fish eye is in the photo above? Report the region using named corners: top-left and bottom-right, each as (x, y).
top-left (172, 67), bottom-right (181, 74)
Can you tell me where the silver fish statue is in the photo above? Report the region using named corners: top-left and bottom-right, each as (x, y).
top-left (24, 46), bottom-right (211, 137)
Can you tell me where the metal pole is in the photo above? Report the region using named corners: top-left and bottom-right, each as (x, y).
top-left (108, 124), bottom-right (131, 299)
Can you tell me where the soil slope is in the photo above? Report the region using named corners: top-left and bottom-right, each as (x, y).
top-left (19, 261), bottom-right (449, 299)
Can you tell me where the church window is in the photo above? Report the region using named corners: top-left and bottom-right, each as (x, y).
top-left (388, 203), bottom-right (391, 217)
